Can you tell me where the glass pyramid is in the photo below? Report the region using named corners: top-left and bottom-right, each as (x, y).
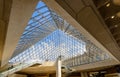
top-left (9, 1), bottom-right (110, 65)
top-left (9, 29), bottom-right (87, 63)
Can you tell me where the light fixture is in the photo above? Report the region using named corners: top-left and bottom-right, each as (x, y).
top-left (111, 15), bottom-right (115, 19)
top-left (115, 25), bottom-right (118, 27)
top-left (106, 3), bottom-right (110, 7)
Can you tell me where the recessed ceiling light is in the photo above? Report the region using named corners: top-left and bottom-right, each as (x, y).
top-left (115, 25), bottom-right (118, 27)
top-left (106, 3), bottom-right (110, 7)
top-left (111, 15), bottom-right (115, 19)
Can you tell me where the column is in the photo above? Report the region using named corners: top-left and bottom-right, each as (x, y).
top-left (81, 72), bottom-right (88, 77)
top-left (56, 56), bottom-right (62, 77)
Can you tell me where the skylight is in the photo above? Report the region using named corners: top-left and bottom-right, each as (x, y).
top-left (9, 30), bottom-right (87, 63)
top-left (10, 1), bottom-right (110, 65)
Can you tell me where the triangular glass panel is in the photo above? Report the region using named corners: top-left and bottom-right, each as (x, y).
top-left (9, 0), bottom-right (110, 66)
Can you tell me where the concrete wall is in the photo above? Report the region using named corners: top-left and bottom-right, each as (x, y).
top-left (43, 0), bottom-right (120, 62)
top-left (32, 76), bottom-right (48, 77)
top-left (31, 75), bottom-right (49, 77)
top-left (0, 0), bottom-right (12, 67)
top-left (8, 74), bottom-right (27, 77)
top-left (54, 0), bottom-right (120, 62)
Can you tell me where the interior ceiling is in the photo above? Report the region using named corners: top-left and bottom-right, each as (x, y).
top-left (92, 0), bottom-right (120, 47)
top-left (1, 0), bottom-right (39, 66)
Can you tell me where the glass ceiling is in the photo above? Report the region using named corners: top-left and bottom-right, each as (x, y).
top-left (9, 30), bottom-right (86, 63)
top-left (9, 1), bottom-right (110, 64)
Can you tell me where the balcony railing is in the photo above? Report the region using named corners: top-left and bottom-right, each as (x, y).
top-left (63, 52), bottom-right (110, 67)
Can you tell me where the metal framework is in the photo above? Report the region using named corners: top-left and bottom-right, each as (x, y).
top-left (10, 1), bottom-right (110, 66)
